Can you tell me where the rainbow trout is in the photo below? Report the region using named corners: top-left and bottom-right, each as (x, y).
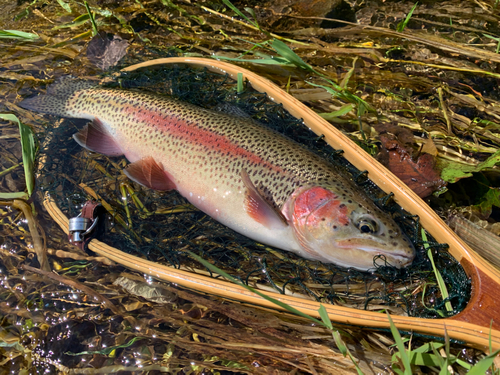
top-left (20, 79), bottom-right (415, 270)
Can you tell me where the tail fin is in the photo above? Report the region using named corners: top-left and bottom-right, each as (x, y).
top-left (19, 78), bottom-right (98, 117)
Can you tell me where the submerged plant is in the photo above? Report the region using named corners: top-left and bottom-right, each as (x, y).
top-left (0, 114), bottom-right (36, 199)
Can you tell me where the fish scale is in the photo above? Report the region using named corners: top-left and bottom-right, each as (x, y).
top-left (20, 79), bottom-right (415, 270)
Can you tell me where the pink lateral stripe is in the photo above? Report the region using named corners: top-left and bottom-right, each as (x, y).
top-left (127, 107), bottom-right (282, 172)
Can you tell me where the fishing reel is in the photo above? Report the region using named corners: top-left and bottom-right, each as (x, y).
top-left (68, 201), bottom-right (106, 250)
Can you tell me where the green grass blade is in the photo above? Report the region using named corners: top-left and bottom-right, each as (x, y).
top-left (409, 352), bottom-right (446, 367)
top-left (422, 229), bottom-right (453, 313)
top-left (214, 54), bottom-right (294, 66)
top-left (397, 2), bottom-right (418, 32)
top-left (484, 34), bottom-right (500, 53)
top-left (443, 325), bottom-right (450, 373)
top-left (483, 34), bottom-right (500, 42)
top-left (0, 163), bottom-right (21, 178)
top-left (412, 342), bottom-right (444, 354)
top-left (56, 0), bottom-right (72, 13)
top-left (331, 330), bottom-right (364, 375)
top-left (318, 77), bottom-right (343, 91)
top-left (438, 365), bottom-right (450, 375)
top-left (318, 305), bottom-right (333, 330)
top-left (243, 7), bottom-right (260, 28)
top-left (455, 358), bottom-right (472, 370)
top-left (237, 73), bottom-right (244, 93)
top-left (0, 114), bottom-right (35, 197)
top-left (429, 342), bottom-right (446, 369)
top-left (466, 349), bottom-right (500, 375)
top-left (192, 256), bottom-right (361, 372)
top-left (319, 103), bottom-right (356, 120)
top-left (308, 81), bottom-right (374, 114)
top-left (307, 81), bottom-right (343, 99)
top-left (221, 0), bottom-right (258, 28)
top-left (357, 102), bottom-right (369, 117)
top-left (270, 39), bottom-right (315, 72)
top-left (332, 330), bottom-right (348, 356)
top-left (0, 30), bottom-right (39, 40)
top-left (387, 313), bottom-right (412, 374)
top-left (187, 251), bottom-right (327, 327)
top-left (339, 58), bottom-right (358, 90)
top-left (0, 192), bottom-right (29, 199)
top-left (84, 1), bottom-right (98, 36)
top-left (52, 14), bottom-right (90, 30)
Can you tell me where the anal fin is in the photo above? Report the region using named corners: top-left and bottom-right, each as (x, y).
top-left (241, 169), bottom-right (288, 229)
top-left (73, 118), bottom-right (123, 156)
top-left (124, 157), bottom-right (176, 191)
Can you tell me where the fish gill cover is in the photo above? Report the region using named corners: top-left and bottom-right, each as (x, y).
top-left (36, 64), bottom-right (470, 318)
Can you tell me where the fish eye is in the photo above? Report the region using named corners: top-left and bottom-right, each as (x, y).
top-left (357, 217), bottom-right (378, 234)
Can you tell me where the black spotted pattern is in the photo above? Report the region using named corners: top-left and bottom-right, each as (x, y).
top-left (22, 80), bottom-right (414, 257)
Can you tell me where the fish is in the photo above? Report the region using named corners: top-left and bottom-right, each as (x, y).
top-left (19, 78), bottom-right (415, 271)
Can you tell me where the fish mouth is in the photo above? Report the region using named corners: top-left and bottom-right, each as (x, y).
top-left (373, 252), bottom-right (414, 268)
top-left (336, 238), bottom-right (415, 266)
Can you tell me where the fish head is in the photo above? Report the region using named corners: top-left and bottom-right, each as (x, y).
top-left (283, 184), bottom-right (416, 271)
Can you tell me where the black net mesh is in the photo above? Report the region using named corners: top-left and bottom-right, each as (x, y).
top-left (36, 64), bottom-right (471, 318)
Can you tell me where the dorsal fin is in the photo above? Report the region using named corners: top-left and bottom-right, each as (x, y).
top-left (19, 78), bottom-right (97, 117)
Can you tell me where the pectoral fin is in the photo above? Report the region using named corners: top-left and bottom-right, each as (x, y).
top-left (73, 118), bottom-right (123, 156)
top-left (241, 169), bottom-right (288, 229)
top-left (124, 157), bottom-right (176, 191)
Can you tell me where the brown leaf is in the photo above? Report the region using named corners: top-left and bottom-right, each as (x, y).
top-left (87, 31), bottom-right (128, 71)
top-left (420, 137), bottom-right (438, 156)
top-left (378, 134), bottom-right (446, 198)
